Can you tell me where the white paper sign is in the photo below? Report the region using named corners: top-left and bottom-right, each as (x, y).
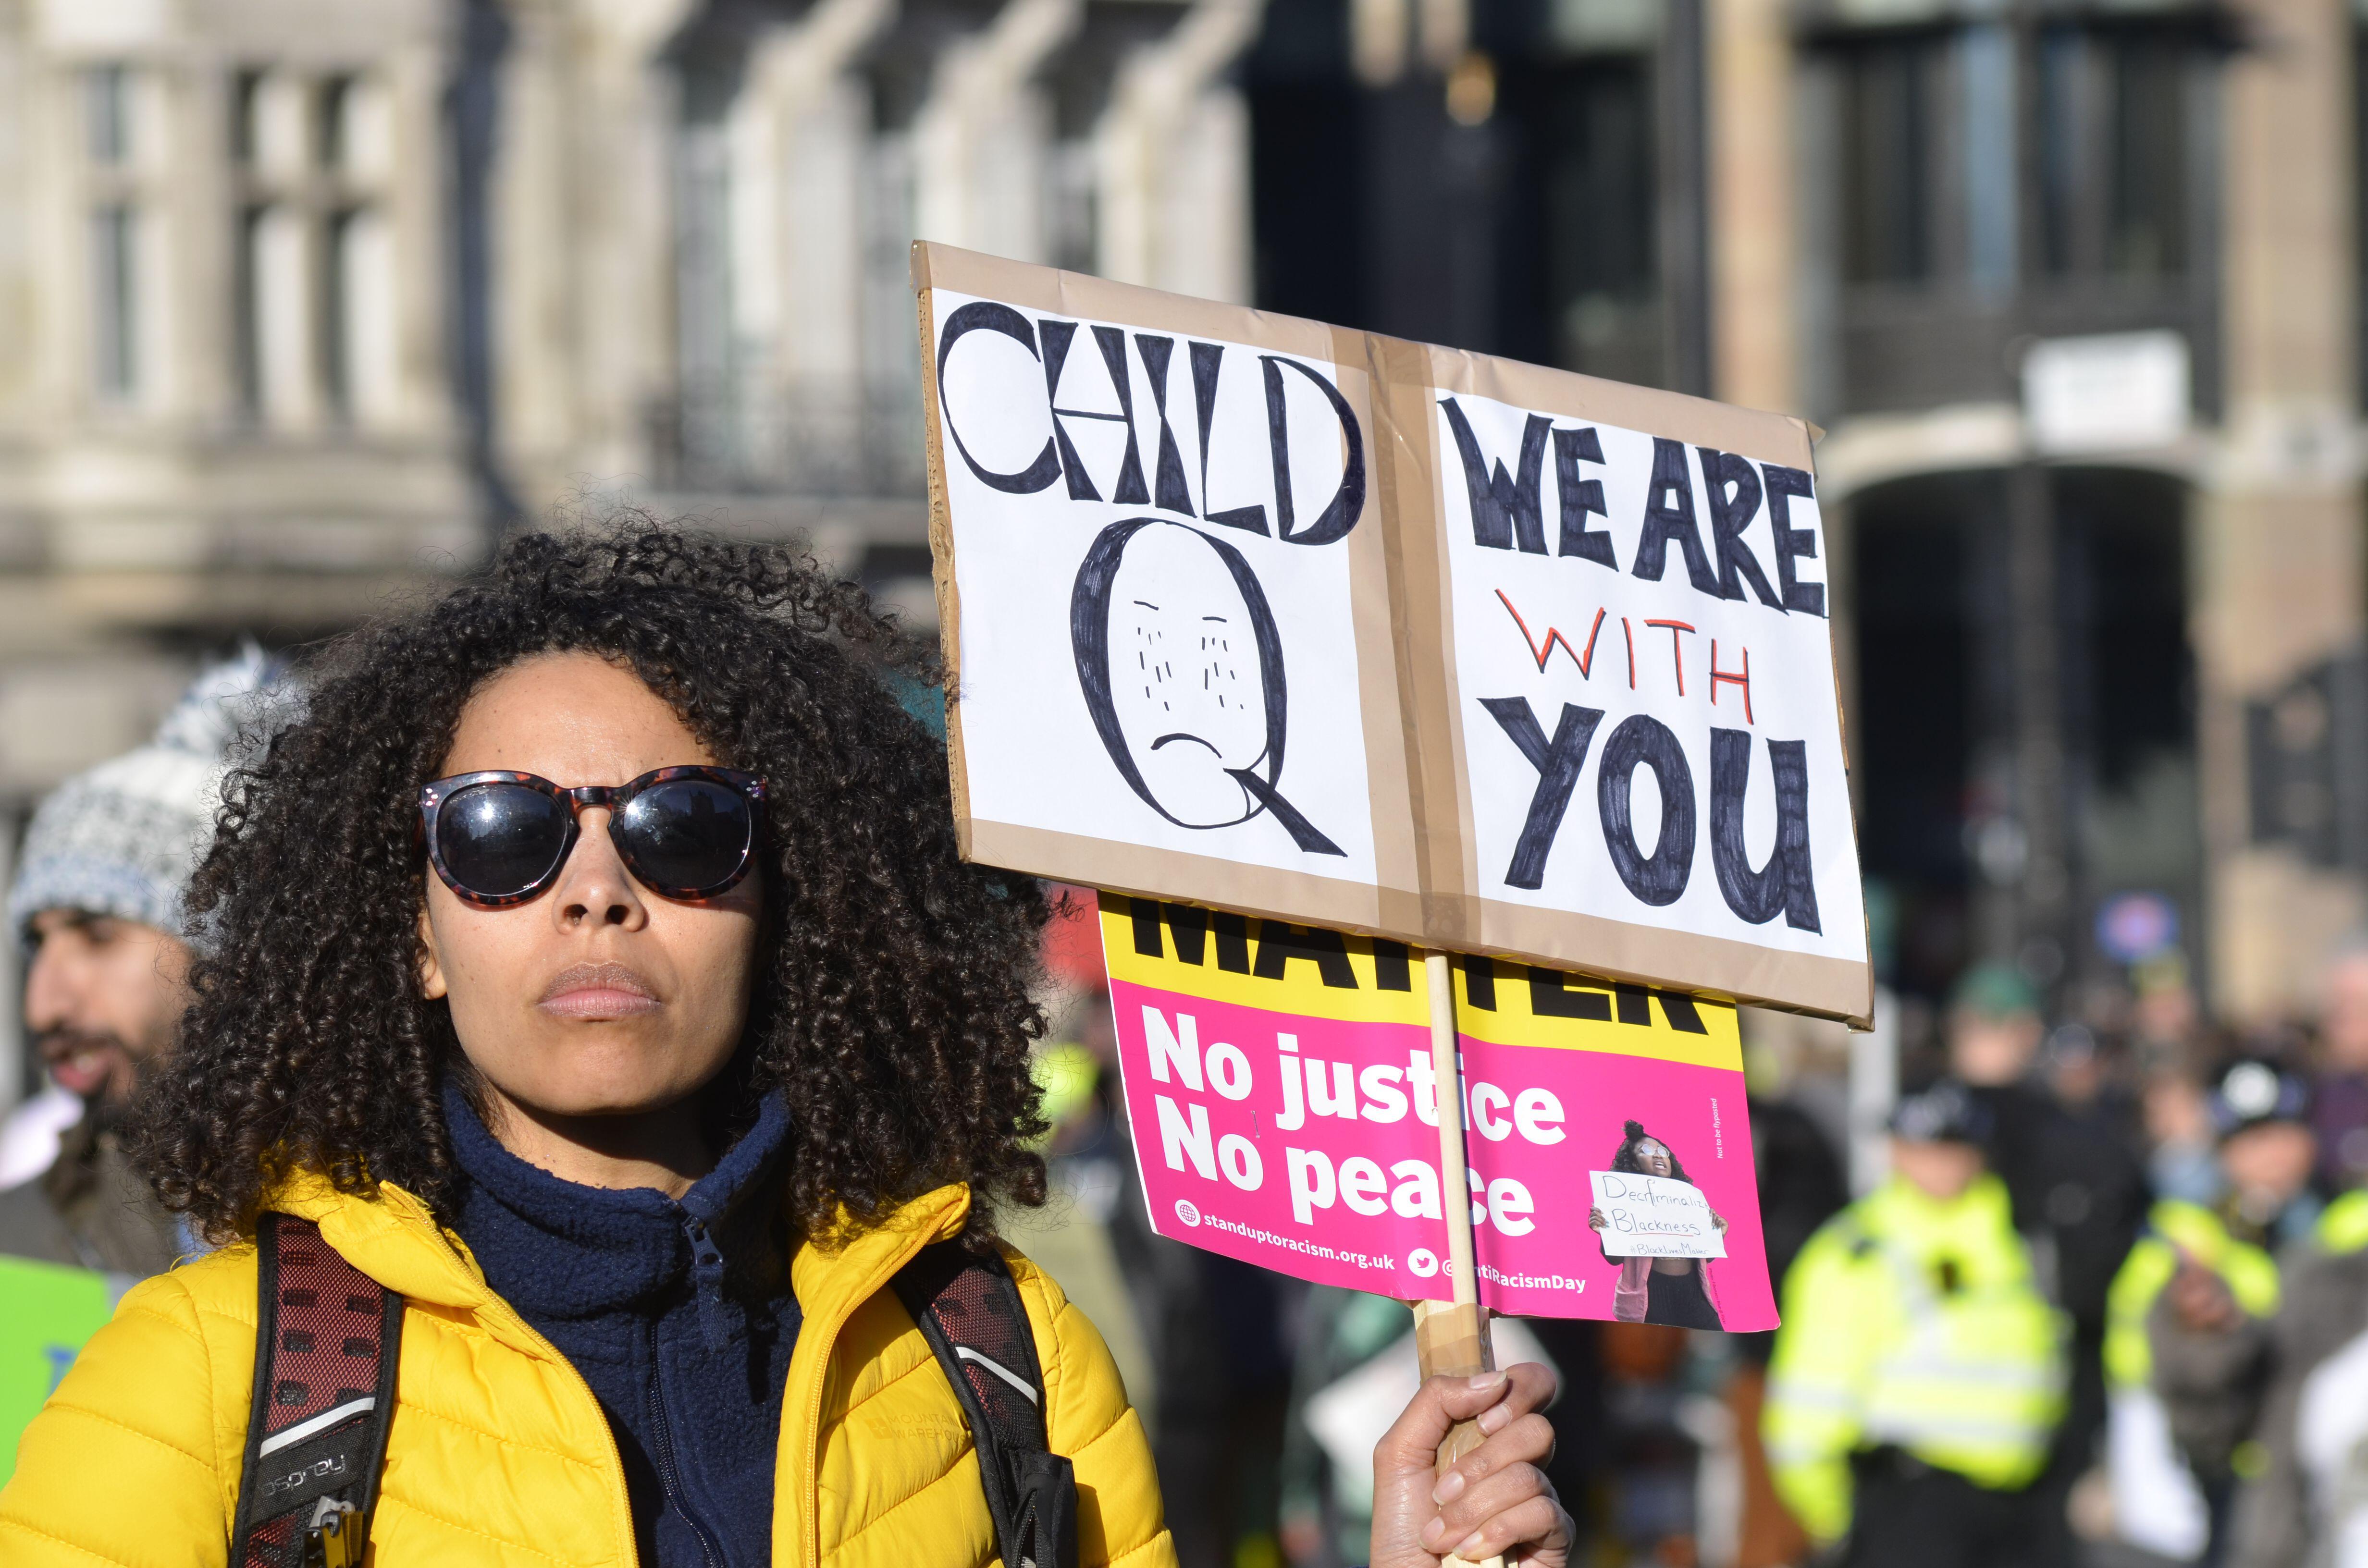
top-left (2023, 331), bottom-right (2190, 454)
top-left (931, 285), bottom-right (1380, 883)
top-left (915, 244), bottom-right (1872, 1022)
top-left (1589, 1169), bottom-right (1727, 1259)
top-left (1436, 390), bottom-right (1867, 982)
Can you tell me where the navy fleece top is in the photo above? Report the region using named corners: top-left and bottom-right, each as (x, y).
top-left (444, 1082), bottom-right (801, 1568)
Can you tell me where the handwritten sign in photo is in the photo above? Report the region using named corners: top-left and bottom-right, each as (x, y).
top-left (917, 243), bottom-right (1869, 1022)
top-left (1589, 1169), bottom-right (1729, 1260)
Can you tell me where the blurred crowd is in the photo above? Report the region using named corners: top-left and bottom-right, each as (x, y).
top-left (9, 662), bottom-right (2368, 1568)
top-left (1012, 897), bottom-right (2368, 1568)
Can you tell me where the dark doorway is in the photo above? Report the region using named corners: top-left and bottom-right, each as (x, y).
top-left (1850, 467), bottom-right (2197, 1004)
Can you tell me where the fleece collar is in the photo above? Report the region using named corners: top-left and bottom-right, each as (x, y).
top-left (442, 1081), bottom-right (793, 1346)
top-left (266, 1150), bottom-right (972, 1363)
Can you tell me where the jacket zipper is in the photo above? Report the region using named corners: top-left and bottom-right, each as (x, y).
top-left (645, 1320), bottom-right (729, 1568)
top-left (397, 1193), bottom-right (974, 1568)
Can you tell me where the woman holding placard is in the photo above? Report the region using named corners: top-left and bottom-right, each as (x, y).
top-left (1590, 1120), bottom-right (1729, 1329)
top-left (0, 523), bottom-right (1576, 1568)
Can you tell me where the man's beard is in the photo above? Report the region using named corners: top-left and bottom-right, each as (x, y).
top-left (36, 1027), bottom-right (145, 1125)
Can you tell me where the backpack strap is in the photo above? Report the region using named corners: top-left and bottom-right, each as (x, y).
top-left (892, 1241), bottom-right (1078, 1568)
top-left (228, 1213), bottom-right (403, 1568)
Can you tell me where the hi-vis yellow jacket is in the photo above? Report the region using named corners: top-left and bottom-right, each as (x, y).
top-left (2316, 1187), bottom-right (2368, 1255)
top-left (2104, 1199), bottom-right (2281, 1392)
top-left (0, 1174), bottom-right (1173, 1568)
top-left (1763, 1173), bottom-right (2067, 1544)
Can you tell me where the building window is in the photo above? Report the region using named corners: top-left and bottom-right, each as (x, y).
top-left (2106, 37), bottom-right (2188, 277)
top-left (1838, 37), bottom-right (1942, 285)
top-left (91, 203), bottom-right (136, 400)
top-left (317, 75), bottom-right (353, 169)
top-left (1046, 140), bottom-right (1097, 278)
top-left (231, 69), bottom-right (264, 166)
top-left (234, 203), bottom-right (264, 414)
top-left (1538, 55), bottom-right (1659, 379)
top-left (2041, 25), bottom-right (2191, 281)
top-left (86, 66), bottom-right (130, 164)
top-left (85, 65), bottom-right (140, 403)
top-left (322, 208), bottom-right (354, 416)
top-left (228, 66), bottom-right (394, 428)
top-left (322, 205), bottom-right (392, 420)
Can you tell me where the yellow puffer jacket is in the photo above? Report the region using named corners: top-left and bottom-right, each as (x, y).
top-left (0, 1173), bottom-right (1173, 1568)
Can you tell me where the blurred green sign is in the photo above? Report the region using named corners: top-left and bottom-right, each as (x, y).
top-left (0, 1254), bottom-right (117, 1484)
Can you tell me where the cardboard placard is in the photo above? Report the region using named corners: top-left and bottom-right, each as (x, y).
top-left (917, 244), bottom-right (1868, 1023)
top-left (1102, 893), bottom-right (1776, 1328)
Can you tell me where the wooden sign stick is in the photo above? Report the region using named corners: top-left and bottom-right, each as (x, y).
top-left (1413, 951), bottom-right (1505, 1568)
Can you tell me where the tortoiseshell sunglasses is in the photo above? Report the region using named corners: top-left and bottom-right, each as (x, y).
top-left (418, 766), bottom-right (767, 907)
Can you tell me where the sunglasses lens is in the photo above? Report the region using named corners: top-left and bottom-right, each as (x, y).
top-left (617, 777), bottom-right (754, 893)
top-left (435, 783), bottom-right (572, 900)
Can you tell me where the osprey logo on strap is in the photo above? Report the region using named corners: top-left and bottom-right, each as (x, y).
top-left (229, 1213), bottom-right (403, 1568)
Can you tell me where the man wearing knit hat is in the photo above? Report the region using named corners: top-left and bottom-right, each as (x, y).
top-left (0, 649), bottom-right (277, 1279)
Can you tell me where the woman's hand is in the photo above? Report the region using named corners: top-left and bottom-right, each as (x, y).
top-left (1372, 1366), bottom-right (1573, 1568)
top-left (1587, 1206), bottom-right (1606, 1231)
top-left (1711, 1211), bottom-right (1728, 1233)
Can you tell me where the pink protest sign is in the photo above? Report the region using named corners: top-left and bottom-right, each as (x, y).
top-left (1101, 894), bottom-right (1776, 1328)
top-left (1113, 976), bottom-right (1454, 1298)
top-left (1459, 1041), bottom-right (1773, 1328)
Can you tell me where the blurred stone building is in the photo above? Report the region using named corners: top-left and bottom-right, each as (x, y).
top-left (0, 0), bottom-right (2360, 1105)
top-left (0, 0), bottom-right (1259, 1102)
top-left (0, 0), bottom-right (1256, 725)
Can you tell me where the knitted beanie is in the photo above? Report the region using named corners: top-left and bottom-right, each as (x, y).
top-left (9, 647), bottom-right (287, 945)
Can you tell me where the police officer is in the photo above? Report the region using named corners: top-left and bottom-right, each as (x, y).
top-left (1764, 1080), bottom-right (2071, 1568)
top-left (2101, 1059), bottom-right (2309, 1563)
top-left (1947, 963), bottom-right (2147, 1510)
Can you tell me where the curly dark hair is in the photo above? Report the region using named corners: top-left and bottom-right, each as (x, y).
top-left (1608, 1119), bottom-right (1694, 1185)
top-left (139, 520), bottom-right (1050, 1244)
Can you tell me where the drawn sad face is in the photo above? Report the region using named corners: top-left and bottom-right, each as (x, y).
top-left (1072, 520), bottom-right (1285, 829)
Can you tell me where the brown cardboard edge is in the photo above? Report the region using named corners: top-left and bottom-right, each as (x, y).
top-left (1423, 343), bottom-right (1489, 954)
top-left (968, 818), bottom-right (1428, 936)
top-left (1365, 333), bottom-right (1478, 947)
top-left (1806, 444), bottom-right (1876, 1026)
top-left (972, 819), bottom-right (1868, 1023)
top-left (911, 248), bottom-right (975, 860)
top-left (1426, 341), bottom-right (1817, 471)
top-left (1472, 894), bottom-right (1872, 1026)
top-left (1328, 325), bottom-right (1425, 919)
